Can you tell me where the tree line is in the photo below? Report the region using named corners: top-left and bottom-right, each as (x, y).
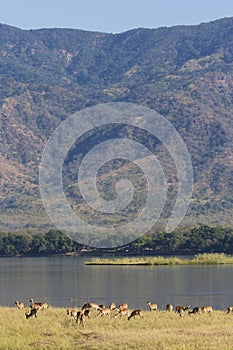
top-left (0, 230), bottom-right (80, 256)
top-left (130, 226), bottom-right (233, 254)
top-left (1, 226), bottom-right (233, 256)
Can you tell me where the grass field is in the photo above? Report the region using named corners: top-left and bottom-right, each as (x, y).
top-left (85, 253), bottom-right (233, 266)
top-left (0, 307), bottom-right (233, 349)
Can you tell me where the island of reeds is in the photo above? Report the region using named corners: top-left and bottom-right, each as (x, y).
top-left (84, 253), bottom-right (233, 266)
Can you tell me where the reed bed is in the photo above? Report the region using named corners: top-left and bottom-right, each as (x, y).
top-left (0, 307), bottom-right (233, 349)
top-left (85, 253), bottom-right (233, 266)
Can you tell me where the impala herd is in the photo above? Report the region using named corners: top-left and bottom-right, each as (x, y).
top-left (14, 298), bottom-right (233, 325)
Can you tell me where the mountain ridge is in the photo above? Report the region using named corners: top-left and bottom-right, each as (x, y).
top-left (0, 17), bottom-right (233, 233)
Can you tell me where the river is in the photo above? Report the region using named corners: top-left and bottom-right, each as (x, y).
top-left (0, 256), bottom-right (233, 310)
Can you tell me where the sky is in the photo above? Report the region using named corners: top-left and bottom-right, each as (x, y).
top-left (1, 0), bottom-right (233, 33)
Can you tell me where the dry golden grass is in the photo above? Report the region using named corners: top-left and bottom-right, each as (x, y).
top-left (0, 307), bottom-right (233, 349)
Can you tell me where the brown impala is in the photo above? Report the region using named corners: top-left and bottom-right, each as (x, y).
top-left (114, 308), bottom-right (130, 319)
top-left (96, 307), bottom-right (111, 318)
top-left (75, 311), bottom-right (86, 325)
top-left (116, 303), bottom-right (128, 311)
top-left (82, 302), bottom-right (102, 311)
top-left (41, 302), bottom-right (48, 310)
top-left (201, 306), bottom-right (213, 313)
top-left (67, 308), bottom-right (79, 318)
top-left (175, 305), bottom-right (190, 313)
top-left (226, 306), bottom-right (233, 314)
top-left (67, 308), bottom-right (90, 319)
top-left (25, 307), bottom-right (38, 319)
top-left (175, 305), bottom-right (190, 317)
top-left (109, 302), bottom-right (117, 310)
top-left (128, 309), bottom-right (143, 321)
top-left (146, 301), bottom-right (158, 311)
top-left (15, 301), bottom-right (24, 309)
top-left (166, 304), bottom-right (173, 312)
top-left (29, 299), bottom-right (48, 310)
top-left (189, 306), bottom-right (201, 315)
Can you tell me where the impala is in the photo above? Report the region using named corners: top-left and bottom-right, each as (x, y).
top-left (128, 309), bottom-right (143, 321)
top-left (25, 307), bottom-right (38, 319)
top-left (67, 308), bottom-right (79, 318)
top-left (175, 305), bottom-right (190, 317)
top-left (75, 311), bottom-right (85, 325)
top-left (146, 301), bottom-right (158, 311)
top-left (109, 302), bottom-right (117, 310)
top-left (96, 307), bottom-right (111, 318)
top-left (41, 302), bottom-right (48, 310)
top-left (175, 305), bottom-right (190, 313)
top-left (67, 307), bottom-right (73, 316)
top-left (83, 309), bottom-right (90, 318)
top-left (67, 308), bottom-right (90, 319)
top-left (201, 306), bottom-right (213, 313)
top-left (116, 303), bottom-right (128, 311)
top-left (15, 300), bottom-right (24, 309)
top-left (114, 308), bottom-right (130, 319)
top-left (177, 308), bottom-right (184, 317)
top-left (166, 304), bottom-right (173, 312)
top-left (29, 299), bottom-right (44, 309)
top-left (81, 302), bottom-right (102, 311)
top-left (226, 306), bottom-right (233, 314)
top-left (189, 306), bottom-right (201, 315)
top-left (99, 304), bottom-right (105, 309)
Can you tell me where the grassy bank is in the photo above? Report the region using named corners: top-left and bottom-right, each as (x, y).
top-left (0, 307), bottom-right (233, 349)
top-left (85, 253), bottom-right (233, 265)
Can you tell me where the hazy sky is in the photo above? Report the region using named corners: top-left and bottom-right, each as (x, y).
top-left (1, 0), bottom-right (233, 33)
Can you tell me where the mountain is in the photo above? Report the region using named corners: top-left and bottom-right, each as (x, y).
top-left (0, 17), bottom-right (233, 236)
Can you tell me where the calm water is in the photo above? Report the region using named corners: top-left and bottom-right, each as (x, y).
top-left (0, 256), bottom-right (233, 310)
